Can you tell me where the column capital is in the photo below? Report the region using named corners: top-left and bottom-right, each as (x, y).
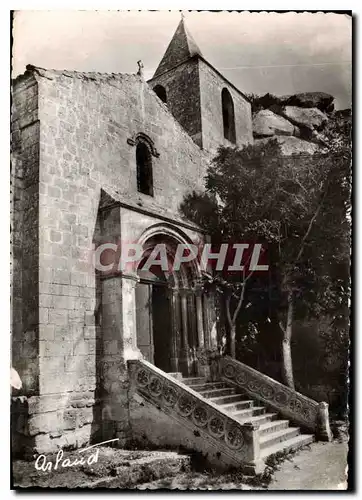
top-left (100, 271), bottom-right (140, 284)
top-left (122, 272), bottom-right (140, 283)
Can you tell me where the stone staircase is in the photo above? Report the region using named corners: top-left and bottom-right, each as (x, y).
top-left (181, 376), bottom-right (314, 460)
top-left (129, 359), bottom-right (331, 474)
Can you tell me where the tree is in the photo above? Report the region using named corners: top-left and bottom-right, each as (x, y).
top-left (181, 121), bottom-right (350, 389)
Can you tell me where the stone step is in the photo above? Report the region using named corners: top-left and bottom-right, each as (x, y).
top-left (178, 376), bottom-right (316, 468)
top-left (182, 377), bottom-right (207, 386)
top-left (189, 381), bottom-right (228, 391)
top-left (259, 420), bottom-right (289, 436)
top-left (168, 372), bottom-right (183, 381)
top-left (260, 427), bottom-right (300, 449)
top-left (232, 406), bottom-right (266, 420)
top-left (198, 387), bottom-right (236, 398)
top-left (237, 412), bottom-right (278, 425)
top-left (260, 433), bottom-right (314, 459)
top-left (208, 393), bottom-right (246, 405)
top-left (219, 400), bottom-right (254, 412)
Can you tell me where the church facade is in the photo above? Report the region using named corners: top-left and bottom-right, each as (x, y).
top-left (11, 19), bottom-right (253, 455)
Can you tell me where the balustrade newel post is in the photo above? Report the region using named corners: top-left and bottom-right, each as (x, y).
top-left (242, 422), bottom-right (265, 474)
top-left (317, 401), bottom-right (333, 442)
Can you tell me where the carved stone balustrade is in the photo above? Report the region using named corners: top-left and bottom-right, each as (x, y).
top-left (128, 359), bottom-right (265, 473)
top-left (220, 356), bottom-right (332, 441)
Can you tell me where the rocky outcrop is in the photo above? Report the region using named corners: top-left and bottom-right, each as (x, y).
top-left (281, 92), bottom-right (335, 113)
top-left (253, 110), bottom-right (298, 138)
top-left (250, 91), bottom-right (341, 155)
top-left (283, 106), bottom-right (328, 131)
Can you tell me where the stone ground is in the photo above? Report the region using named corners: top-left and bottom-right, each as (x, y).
top-left (12, 438), bottom-right (349, 490)
top-left (268, 441), bottom-right (348, 490)
top-left (139, 441), bottom-right (349, 490)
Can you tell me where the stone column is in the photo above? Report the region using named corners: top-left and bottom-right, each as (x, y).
top-left (121, 272), bottom-right (143, 361)
top-left (196, 291), bottom-right (211, 378)
top-left (209, 291), bottom-right (218, 348)
top-left (180, 290), bottom-right (191, 375)
top-left (187, 292), bottom-right (198, 376)
top-left (170, 289), bottom-right (181, 373)
top-left (202, 294), bottom-right (210, 349)
top-left (195, 292), bottom-right (205, 348)
top-left (101, 271), bottom-right (142, 360)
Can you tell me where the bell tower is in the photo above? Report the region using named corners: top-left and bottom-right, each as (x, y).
top-left (148, 16), bottom-right (204, 148)
top-left (148, 16), bottom-right (253, 152)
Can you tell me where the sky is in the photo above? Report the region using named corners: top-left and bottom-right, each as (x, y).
top-left (12, 11), bottom-right (352, 109)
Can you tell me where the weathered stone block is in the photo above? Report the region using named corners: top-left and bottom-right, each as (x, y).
top-left (48, 308), bottom-right (69, 325)
top-left (63, 409), bottom-right (77, 430)
top-left (39, 307), bottom-right (49, 324)
top-left (39, 324), bottom-right (55, 341)
top-left (52, 269), bottom-right (71, 285)
top-left (39, 294), bottom-right (54, 308)
top-left (28, 411), bottom-right (62, 436)
top-left (38, 355), bottom-right (65, 375)
top-left (253, 109), bottom-right (296, 137)
top-left (28, 394), bottom-right (69, 415)
top-left (77, 407), bottom-right (94, 427)
top-left (47, 186), bottom-right (62, 199)
top-left (283, 106), bottom-right (328, 130)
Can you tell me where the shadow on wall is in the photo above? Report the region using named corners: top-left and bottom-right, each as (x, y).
top-left (11, 369), bottom-right (36, 458)
top-left (90, 204), bottom-right (103, 445)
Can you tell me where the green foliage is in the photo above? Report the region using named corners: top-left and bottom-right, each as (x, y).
top-left (181, 124), bottom-right (350, 315)
top-left (245, 92), bottom-right (284, 114)
top-left (180, 113), bottom-right (350, 377)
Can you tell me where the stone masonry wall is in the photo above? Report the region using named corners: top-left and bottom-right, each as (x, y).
top-left (12, 66), bottom-right (209, 454)
top-left (198, 59), bottom-right (253, 153)
top-left (11, 74), bottom-right (40, 395)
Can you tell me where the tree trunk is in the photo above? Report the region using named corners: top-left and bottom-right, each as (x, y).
top-left (230, 324), bottom-right (236, 358)
top-left (281, 290), bottom-right (295, 389)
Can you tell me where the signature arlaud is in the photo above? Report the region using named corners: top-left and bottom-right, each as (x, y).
top-left (34, 438), bottom-right (119, 472)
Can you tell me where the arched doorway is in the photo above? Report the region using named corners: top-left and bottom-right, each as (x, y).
top-left (134, 230), bottom-right (206, 376)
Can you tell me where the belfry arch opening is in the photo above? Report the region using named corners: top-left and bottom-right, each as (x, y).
top-left (221, 87), bottom-right (236, 144)
top-left (153, 84), bottom-right (167, 104)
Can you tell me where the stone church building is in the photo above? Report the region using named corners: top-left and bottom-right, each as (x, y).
top-left (11, 19), bottom-right (330, 470)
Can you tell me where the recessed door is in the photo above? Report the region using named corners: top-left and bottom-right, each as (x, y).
top-left (152, 284), bottom-right (172, 373)
top-left (135, 283), bottom-right (153, 362)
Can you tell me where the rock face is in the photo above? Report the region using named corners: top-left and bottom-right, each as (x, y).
top-left (254, 136), bottom-right (320, 156)
top-left (281, 92), bottom-right (335, 112)
top-left (250, 91), bottom-right (340, 155)
top-left (253, 109), bottom-right (297, 137)
top-left (283, 106), bottom-right (328, 130)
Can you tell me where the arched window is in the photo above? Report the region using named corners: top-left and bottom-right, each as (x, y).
top-left (153, 85), bottom-right (167, 104)
top-left (221, 88), bottom-right (236, 143)
top-left (136, 142), bottom-right (154, 196)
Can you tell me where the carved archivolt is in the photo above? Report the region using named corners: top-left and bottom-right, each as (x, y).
top-left (127, 132), bottom-right (160, 158)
